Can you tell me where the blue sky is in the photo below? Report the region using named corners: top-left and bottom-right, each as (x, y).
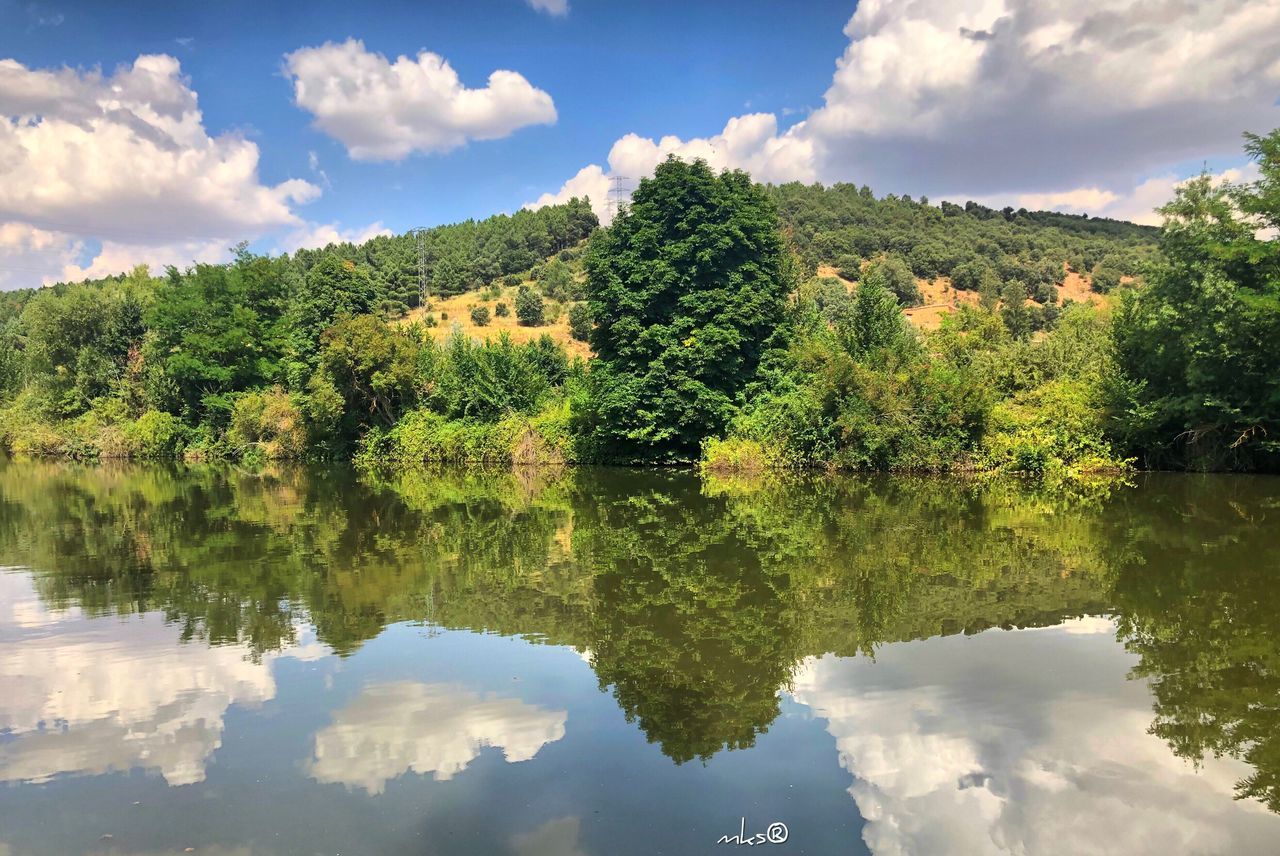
top-left (1, 0), bottom-right (1277, 288)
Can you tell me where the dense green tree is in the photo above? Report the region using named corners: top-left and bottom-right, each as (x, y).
top-left (1000, 280), bottom-right (1033, 340)
top-left (470, 305), bottom-right (491, 326)
top-left (866, 254), bottom-right (922, 306)
top-left (310, 314), bottom-right (422, 444)
top-left (284, 255), bottom-right (376, 386)
top-left (583, 157), bottom-right (792, 461)
top-left (22, 278), bottom-right (147, 417)
top-left (144, 250), bottom-right (287, 423)
top-left (568, 302), bottom-right (592, 341)
top-left (1111, 129), bottom-right (1280, 470)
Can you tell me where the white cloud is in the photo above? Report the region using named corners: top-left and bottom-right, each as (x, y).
top-left (526, 113), bottom-right (815, 222)
top-left (285, 39), bottom-right (557, 162)
top-left (789, 619), bottom-right (1280, 855)
top-left (531, 0), bottom-right (1280, 222)
top-left (307, 680), bottom-right (566, 794)
top-left (805, 0), bottom-right (1280, 196)
top-left (278, 220), bottom-right (392, 254)
top-left (525, 0), bottom-right (569, 16)
top-left (0, 53), bottom-right (319, 288)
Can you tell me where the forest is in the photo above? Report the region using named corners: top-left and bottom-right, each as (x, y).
top-left (0, 129), bottom-right (1275, 475)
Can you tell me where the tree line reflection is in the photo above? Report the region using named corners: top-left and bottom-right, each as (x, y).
top-left (0, 461), bottom-right (1275, 809)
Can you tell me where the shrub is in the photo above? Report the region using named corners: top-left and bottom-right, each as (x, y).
top-left (124, 409), bottom-right (187, 458)
top-left (515, 285), bottom-right (544, 326)
top-left (568, 303), bottom-right (592, 341)
top-left (494, 302), bottom-right (510, 317)
top-left (865, 255), bottom-right (921, 307)
top-left (226, 387), bottom-right (306, 460)
top-left (470, 305), bottom-right (491, 326)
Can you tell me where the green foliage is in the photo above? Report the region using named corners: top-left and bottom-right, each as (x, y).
top-left (284, 255), bottom-right (374, 385)
top-left (865, 254), bottom-right (922, 306)
top-left (568, 302), bottom-right (592, 341)
top-left (122, 409), bottom-right (187, 458)
top-left (22, 273), bottom-right (149, 418)
top-left (312, 315), bottom-right (423, 445)
top-left (582, 157), bottom-right (792, 462)
top-left (1000, 280), bottom-right (1033, 340)
top-left (836, 271), bottom-right (913, 358)
top-left (226, 387), bottom-right (307, 460)
top-left (425, 333), bottom-right (566, 423)
top-left (772, 182), bottom-right (1158, 293)
top-left (146, 250), bottom-right (289, 423)
top-left (470, 304), bottom-right (491, 326)
top-left (515, 285), bottom-right (544, 326)
top-left (1110, 129), bottom-right (1280, 471)
top-left (494, 301), bottom-right (510, 317)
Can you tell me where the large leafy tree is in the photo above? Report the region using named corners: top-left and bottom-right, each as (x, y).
top-left (583, 157), bottom-right (792, 461)
top-left (1111, 129), bottom-right (1280, 470)
top-left (284, 255), bottom-right (376, 386)
top-left (144, 249), bottom-right (288, 423)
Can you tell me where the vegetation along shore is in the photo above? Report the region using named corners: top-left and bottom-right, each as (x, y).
top-left (1, 130), bottom-right (1276, 478)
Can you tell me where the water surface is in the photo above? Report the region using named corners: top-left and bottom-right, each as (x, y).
top-left (1, 462), bottom-right (1278, 854)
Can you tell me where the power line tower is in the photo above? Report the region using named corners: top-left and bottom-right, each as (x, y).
top-left (411, 227), bottom-right (429, 309)
top-left (606, 175), bottom-right (630, 221)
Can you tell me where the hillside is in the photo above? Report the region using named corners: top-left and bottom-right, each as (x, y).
top-left (398, 283), bottom-right (592, 360)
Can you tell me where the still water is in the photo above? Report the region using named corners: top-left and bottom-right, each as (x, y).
top-left (0, 461), bottom-right (1278, 855)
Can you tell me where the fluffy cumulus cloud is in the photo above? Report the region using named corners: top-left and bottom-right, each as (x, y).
top-left (788, 618), bottom-right (1280, 855)
top-left (0, 54), bottom-right (319, 288)
top-left (806, 0), bottom-right (1280, 196)
top-left (531, 0), bottom-right (1280, 223)
top-left (527, 113), bottom-right (815, 222)
top-left (278, 220), bottom-right (393, 254)
top-left (285, 39), bottom-right (557, 161)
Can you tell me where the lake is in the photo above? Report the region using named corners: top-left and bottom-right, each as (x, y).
top-left (0, 460), bottom-right (1278, 855)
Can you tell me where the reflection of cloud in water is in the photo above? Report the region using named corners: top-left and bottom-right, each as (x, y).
top-left (308, 681), bottom-right (566, 794)
top-left (511, 816), bottom-right (588, 856)
top-left (0, 571), bottom-right (328, 787)
top-left (790, 618), bottom-right (1280, 855)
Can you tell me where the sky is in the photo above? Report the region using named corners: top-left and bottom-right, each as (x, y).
top-left (1, 0), bottom-right (1278, 290)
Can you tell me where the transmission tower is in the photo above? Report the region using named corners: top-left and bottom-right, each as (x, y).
top-left (606, 175), bottom-right (630, 221)
top-left (411, 226), bottom-right (429, 309)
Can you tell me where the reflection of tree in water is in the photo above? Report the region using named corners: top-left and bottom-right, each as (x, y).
top-left (567, 472), bottom-right (805, 763)
top-left (4, 460), bottom-right (1278, 799)
top-left (1109, 476), bottom-right (1280, 812)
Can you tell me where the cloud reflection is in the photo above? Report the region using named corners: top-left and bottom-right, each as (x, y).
top-left (790, 618), bottom-right (1280, 855)
top-left (0, 571), bottom-right (326, 787)
top-left (308, 681), bottom-right (566, 794)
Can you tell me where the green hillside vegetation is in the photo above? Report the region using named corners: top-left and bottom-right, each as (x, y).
top-left (0, 128), bottom-right (1275, 474)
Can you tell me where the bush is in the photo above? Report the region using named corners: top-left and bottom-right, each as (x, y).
top-left (124, 409), bottom-right (187, 458)
top-left (834, 254), bottom-right (861, 281)
top-left (1090, 264), bottom-right (1122, 293)
top-left (983, 378), bottom-right (1128, 478)
top-left (865, 255), bottom-right (921, 306)
top-left (226, 387), bottom-right (306, 460)
top-left (568, 303), bottom-right (592, 341)
top-left (366, 402), bottom-right (574, 465)
top-left (515, 286), bottom-right (544, 326)
top-left (494, 301), bottom-right (510, 317)
top-left (470, 305), bottom-right (491, 326)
